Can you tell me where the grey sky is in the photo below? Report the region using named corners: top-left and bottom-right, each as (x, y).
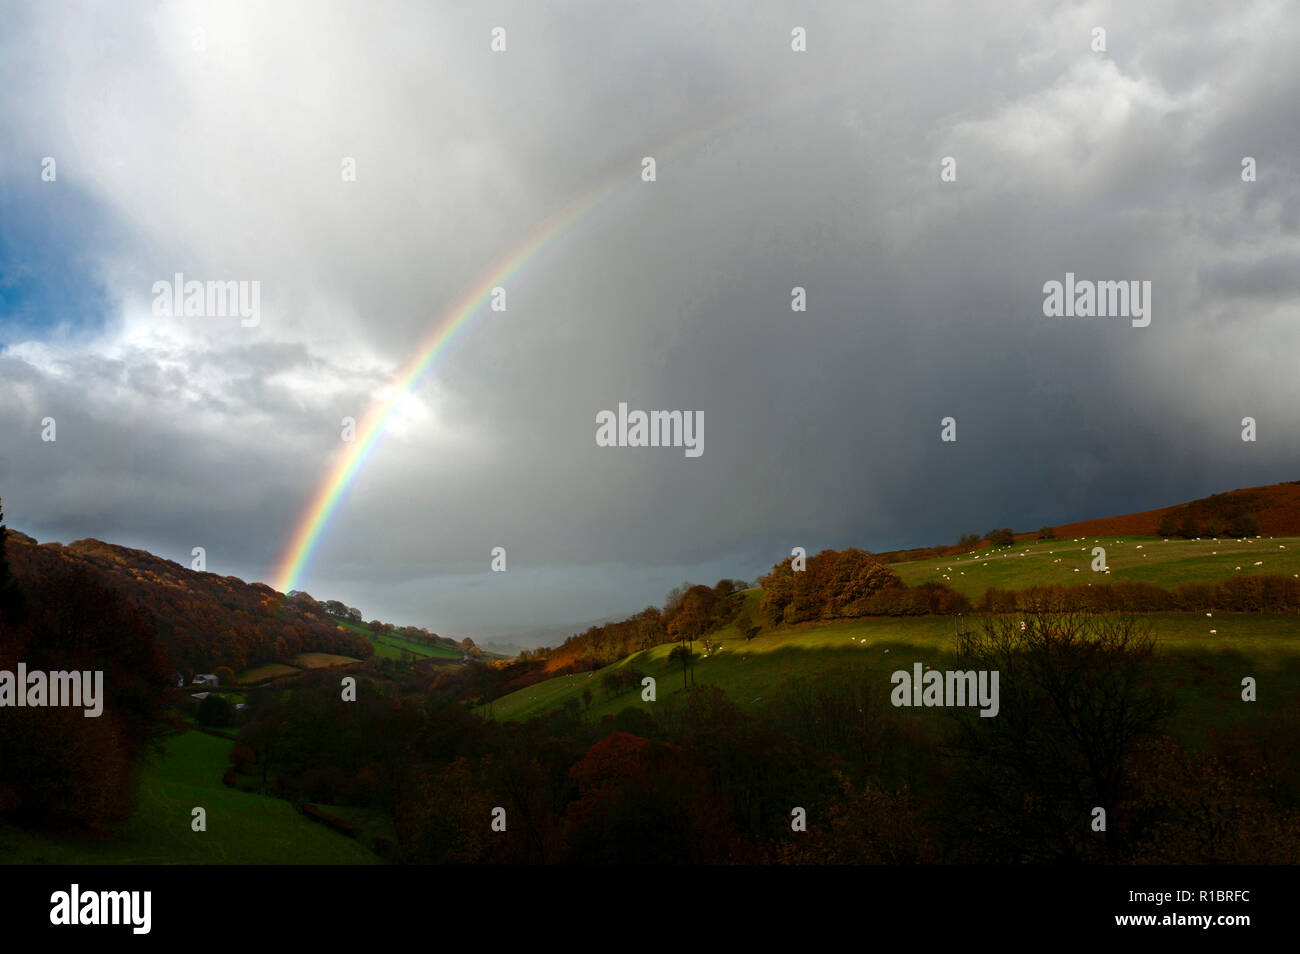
top-left (1, 0), bottom-right (1298, 641)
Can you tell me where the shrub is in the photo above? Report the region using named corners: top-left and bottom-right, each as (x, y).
top-left (1226, 514), bottom-right (1259, 537)
top-left (197, 693), bottom-right (235, 728)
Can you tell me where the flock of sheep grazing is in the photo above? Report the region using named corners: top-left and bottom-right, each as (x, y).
top-left (930, 535), bottom-right (1298, 638)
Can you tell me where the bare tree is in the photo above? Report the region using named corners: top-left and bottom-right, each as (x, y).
top-left (946, 609), bottom-right (1177, 861)
top-left (668, 643), bottom-right (695, 690)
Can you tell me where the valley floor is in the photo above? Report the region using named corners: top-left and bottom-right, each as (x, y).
top-left (0, 729), bottom-right (380, 865)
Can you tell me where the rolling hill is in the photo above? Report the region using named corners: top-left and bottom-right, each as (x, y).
top-left (3, 531), bottom-right (374, 675)
top-left (485, 481), bottom-right (1300, 739)
top-left (1042, 481), bottom-right (1300, 540)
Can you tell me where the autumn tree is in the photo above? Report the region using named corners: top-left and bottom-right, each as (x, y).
top-left (0, 558), bottom-right (169, 825)
top-left (760, 548), bottom-right (903, 624)
top-left (666, 585), bottom-right (716, 652)
top-left (634, 606), bottom-right (664, 651)
top-left (564, 732), bottom-right (736, 863)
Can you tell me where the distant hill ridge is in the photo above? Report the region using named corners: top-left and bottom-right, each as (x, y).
top-left (3, 532), bottom-right (373, 675)
top-left (8, 479), bottom-right (1298, 673)
top-left (1046, 481), bottom-right (1300, 539)
top-left (876, 480), bottom-right (1300, 561)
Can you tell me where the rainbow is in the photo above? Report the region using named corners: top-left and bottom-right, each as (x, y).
top-left (272, 93), bottom-right (816, 595)
top-left (271, 172), bottom-right (624, 594)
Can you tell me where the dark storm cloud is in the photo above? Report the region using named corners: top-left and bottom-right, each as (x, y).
top-left (1, 0), bottom-right (1298, 636)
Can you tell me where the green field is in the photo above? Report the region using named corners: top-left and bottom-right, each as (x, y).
top-left (485, 588), bottom-right (1299, 748)
top-left (334, 619), bottom-right (463, 661)
top-left (237, 661), bottom-right (301, 683)
top-left (291, 651), bottom-right (360, 669)
top-left (373, 633), bottom-right (461, 661)
top-left (892, 535), bottom-right (1300, 597)
top-left (236, 623), bottom-right (460, 681)
top-left (0, 730), bottom-right (379, 864)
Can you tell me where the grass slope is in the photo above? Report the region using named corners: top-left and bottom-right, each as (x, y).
top-left (333, 619), bottom-right (463, 661)
top-left (0, 730), bottom-right (379, 864)
top-left (891, 535), bottom-right (1300, 598)
top-left (237, 662), bottom-right (302, 683)
top-left (487, 581), bottom-right (1299, 748)
top-left (291, 651), bottom-right (360, 669)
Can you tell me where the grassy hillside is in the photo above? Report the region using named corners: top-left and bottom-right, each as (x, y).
top-left (1043, 481), bottom-right (1300, 539)
top-left (872, 481), bottom-right (1300, 562)
top-left (0, 729), bottom-right (379, 864)
top-left (237, 661), bottom-right (302, 683)
top-left (3, 532), bottom-right (373, 674)
top-left (486, 569), bottom-right (1300, 748)
top-left (891, 535), bottom-right (1300, 598)
top-left (292, 651), bottom-right (362, 669)
top-left (334, 619), bottom-right (463, 661)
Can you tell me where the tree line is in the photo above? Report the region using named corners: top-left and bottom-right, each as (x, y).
top-left (978, 574), bottom-right (1300, 614)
